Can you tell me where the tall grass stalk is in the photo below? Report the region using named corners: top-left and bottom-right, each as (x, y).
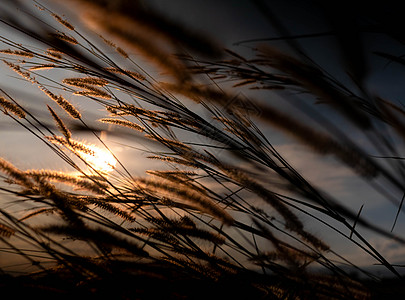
top-left (0, 0), bottom-right (404, 298)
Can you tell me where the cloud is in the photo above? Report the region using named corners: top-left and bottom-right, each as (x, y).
top-left (369, 237), bottom-right (405, 263)
top-left (274, 143), bottom-right (357, 197)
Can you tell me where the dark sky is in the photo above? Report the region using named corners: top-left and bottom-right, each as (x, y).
top-left (143, 0), bottom-right (405, 97)
top-left (145, 0), bottom-right (275, 48)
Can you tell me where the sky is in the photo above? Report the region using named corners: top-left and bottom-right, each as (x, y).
top-left (0, 0), bottom-right (405, 276)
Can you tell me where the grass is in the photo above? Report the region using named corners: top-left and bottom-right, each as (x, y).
top-left (0, 0), bottom-right (404, 298)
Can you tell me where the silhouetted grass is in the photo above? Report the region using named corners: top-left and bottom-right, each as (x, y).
top-left (0, 0), bottom-right (404, 298)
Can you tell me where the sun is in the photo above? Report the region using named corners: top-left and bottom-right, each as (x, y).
top-left (78, 144), bottom-right (117, 173)
top-left (48, 136), bottom-right (118, 174)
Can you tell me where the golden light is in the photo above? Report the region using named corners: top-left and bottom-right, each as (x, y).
top-left (77, 144), bottom-right (117, 173)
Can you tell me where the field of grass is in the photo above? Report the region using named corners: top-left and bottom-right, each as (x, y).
top-left (0, 0), bottom-right (405, 299)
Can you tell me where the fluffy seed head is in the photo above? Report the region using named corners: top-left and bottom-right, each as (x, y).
top-left (0, 97), bottom-right (26, 118)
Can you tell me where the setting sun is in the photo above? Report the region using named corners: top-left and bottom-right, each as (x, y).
top-left (78, 144), bottom-right (117, 173)
top-left (46, 136), bottom-right (117, 173)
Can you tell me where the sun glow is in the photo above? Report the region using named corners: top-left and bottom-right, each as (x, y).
top-left (78, 144), bottom-right (117, 173)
